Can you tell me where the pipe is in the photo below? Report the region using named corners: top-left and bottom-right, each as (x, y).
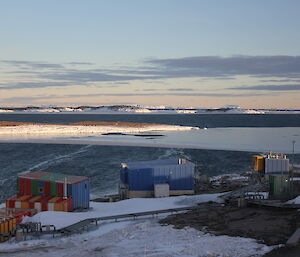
top-left (64, 177), bottom-right (67, 199)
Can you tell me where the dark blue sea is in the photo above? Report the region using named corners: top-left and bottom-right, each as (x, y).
top-left (1, 113), bottom-right (300, 203)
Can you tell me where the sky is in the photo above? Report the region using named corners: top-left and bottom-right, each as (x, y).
top-left (1, 0), bottom-right (300, 108)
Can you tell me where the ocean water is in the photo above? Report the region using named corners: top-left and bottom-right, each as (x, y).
top-left (1, 113), bottom-right (300, 127)
top-left (0, 143), bottom-right (256, 202)
top-left (0, 113), bottom-right (299, 203)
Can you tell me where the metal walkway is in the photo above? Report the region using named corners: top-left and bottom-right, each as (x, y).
top-left (1, 204), bottom-right (218, 240)
top-left (57, 205), bottom-right (205, 235)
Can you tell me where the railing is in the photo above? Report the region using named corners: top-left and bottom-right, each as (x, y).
top-left (0, 204), bottom-right (217, 240)
top-left (58, 206), bottom-right (203, 235)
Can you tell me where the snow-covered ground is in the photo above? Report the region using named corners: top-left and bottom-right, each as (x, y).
top-left (0, 194), bottom-right (274, 257)
top-left (24, 194), bottom-right (223, 229)
top-left (0, 124), bottom-right (197, 136)
top-left (0, 221), bottom-right (273, 257)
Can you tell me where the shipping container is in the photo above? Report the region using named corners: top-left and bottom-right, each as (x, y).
top-left (48, 197), bottom-right (72, 212)
top-left (6, 195), bottom-right (72, 212)
top-left (6, 195), bottom-right (31, 209)
top-left (48, 197), bottom-right (59, 211)
top-left (6, 195), bottom-right (17, 209)
top-left (120, 158), bottom-right (195, 198)
top-left (0, 216), bottom-right (16, 242)
top-left (35, 196), bottom-right (54, 211)
top-left (17, 171), bottom-right (90, 209)
top-left (29, 196), bottom-right (42, 209)
top-left (1, 208), bottom-right (37, 223)
top-left (16, 195), bottom-right (31, 209)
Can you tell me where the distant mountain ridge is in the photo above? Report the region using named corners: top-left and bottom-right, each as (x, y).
top-left (0, 105), bottom-right (299, 114)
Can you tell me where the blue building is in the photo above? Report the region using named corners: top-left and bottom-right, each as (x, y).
top-left (119, 158), bottom-right (195, 198)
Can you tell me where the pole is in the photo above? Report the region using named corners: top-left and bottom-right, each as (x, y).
top-left (291, 140), bottom-right (296, 197)
top-left (292, 140), bottom-right (296, 168)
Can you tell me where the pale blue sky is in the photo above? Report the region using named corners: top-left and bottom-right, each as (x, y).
top-left (1, 0), bottom-right (300, 108)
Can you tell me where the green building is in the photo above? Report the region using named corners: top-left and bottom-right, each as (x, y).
top-left (269, 174), bottom-right (290, 199)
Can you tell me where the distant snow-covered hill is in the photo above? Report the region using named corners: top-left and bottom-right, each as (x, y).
top-left (0, 105), bottom-right (299, 114)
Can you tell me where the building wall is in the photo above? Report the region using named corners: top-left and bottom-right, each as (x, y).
top-left (253, 155), bottom-right (265, 171)
top-left (127, 168), bottom-right (153, 191)
top-left (120, 159), bottom-right (195, 198)
top-left (269, 174), bottom-right (290, 199)
top-left (153, 163), bottom-right (194, 190)
top-left (122, 163), bottom-right (194, 192)
top-left (17, 177), bottom-right (90, 209)
top-left (127, 189), bottom-right (194, 198)
top-left (128, 190), bottom-right (153, 198)
top-left (68, 180), bottom-right (90, 209)
top-left (265, 158), bottom-right (289, 174)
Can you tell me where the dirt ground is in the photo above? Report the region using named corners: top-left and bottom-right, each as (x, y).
top-left (160, 202), bottom-right (300, 247)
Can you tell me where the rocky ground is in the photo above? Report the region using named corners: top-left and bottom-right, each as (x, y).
top-left (263, 245), bottom-right (300, 257)
top-left (160, 202), bottom-right (300, 246)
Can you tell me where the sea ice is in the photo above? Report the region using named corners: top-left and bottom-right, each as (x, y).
top-left (0, 126), bottom-right (299, 153)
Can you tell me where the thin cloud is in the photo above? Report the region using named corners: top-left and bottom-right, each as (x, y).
top-left (0, 95), bottom-right (58, 103)
top-left (1, 92), bottom-right (264, 103)
top-left (260, 79), bottom-right (300, 83)
top-left (139, 88), bottom-right (195, 92)
top-left (2, 56), bottom-right (300, 90)
top-left (0, 81), bottom-right (74, 90)
top-left (230, 84), bottom-right (300, 91)
top-left (66, 62), bottom-right (95, 65)
top-left (1, 60), bottom-right (64, 69)
top-left (140, 89), bottom-right (159, 92)
top-left (39, 71), bottom-right (159, 83)
top-left (0, 81), bottom-right (124, 90)
top-left (111, 82), bottom-right (130, 85)
top-left (145, 55), bottom-right (300, 78)
top-left (167, 88), bottom-right (194, 91)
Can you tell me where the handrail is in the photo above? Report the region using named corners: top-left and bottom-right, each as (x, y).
top-left (57, 205), bottom-right (206, 234)
top-left (0, 204), bottom-right (213, 238)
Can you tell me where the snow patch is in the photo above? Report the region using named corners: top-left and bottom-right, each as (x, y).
top-left (176, 110), bottom-right (198, 114)
top-left (286, 195), bottom-right (300, 204)
top-left (0, 124), bottom-right (197, 137)
top-left (24, 194), bottom-right (222, 229)
top-left (0, 220), bottom-right (274, 257)
top-left (0, 195), bottom-right (275, 257)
